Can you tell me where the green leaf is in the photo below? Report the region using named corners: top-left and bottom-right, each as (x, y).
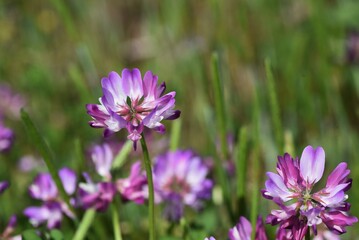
top-left (50, 229), bottom-right (64, 240)
top-left (22, 229), bottom-right (42, 240)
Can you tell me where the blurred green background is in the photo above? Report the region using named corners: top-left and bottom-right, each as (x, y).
top-left (1, 0), bottom-right (359, 239)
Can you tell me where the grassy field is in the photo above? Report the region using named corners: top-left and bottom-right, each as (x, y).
top-left (1, 0), bottom-right (359, 239)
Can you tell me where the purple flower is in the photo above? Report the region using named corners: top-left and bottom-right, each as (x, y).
top-left (86, 68), bottom-right (180, 149)
top-left (152, 150), bottom-right (213, 221)
top-left (228, 216), bottom-right (267, 240)
top-left (346, 31), bottom-right (359, 64)
top-left (77, 173), bottom-right (116, 212)
top-left (0, 122), bottom-right (14, 152)
top-left (1, 215), bottom-right (21, 240)
top-left (204, 237), bottom-right (216, 240)
top-left (262, 145), bottom-right (358, 239)
top-left (0, 180), bottom-right (9, 194)
top-left (0, 84), bottom-right (25, 119)
top-left (24, 168), bottom-right (77, 229)
top-left (90, 143), bottom-right (114, 180)
top-left (313, 230), bottom-right (341, 240)
top-left (116, 161), bottom-right (147, 204)
top-left (18, 155), bottom-right (44, 172)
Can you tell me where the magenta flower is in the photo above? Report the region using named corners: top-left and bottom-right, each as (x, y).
top-left (116, 161), bottom-right (147, 204)
top-left (86, 68), bottom-right (180, 148)
top-left (24, 168), bottom-right (77, 229)
top-left (262, 145), bottom-right (358, 238)
top-left (152, 150), bottom-right (213, 222)
top-left (205, 216), bottom-right (267, 240)
top-left (313, 229), bottom-right (341, 240)
top-left (77, 173), bottom-right (116, 212)
top-left (18, 155), bottom-right (44, 172)
top-left (90, 143), bottom-right (114, 180)
top-left (0, 84), bottom-right (25, 119)
top-left (228, 216), bottom-right (267, 240)
top-left (1, 215), bottom-right (21, 240)
top-left (0, 122), bottom-right (14, 152)
top-left (0, 180), bottom-right (9, 194)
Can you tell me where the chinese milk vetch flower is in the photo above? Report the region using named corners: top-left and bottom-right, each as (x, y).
top-left (90, 143), bottom-right (114, 180)
top-left (262, 145), bottom-right (358, 239)
top-left (0, 121), bottom-right (14, 152)
top-left (86, 68), bottom-right (180, 149)
top-left (0, 84), bottom-right (25, 119)
top-left (204, 216), bottom-right (267, 240)
top-left (18, 155), bottom-right (44, 172)
top-left (116, 161), bottom-right (147, 204)
top-left (152, 150), bottom-right (213, 222)
top-left (76, 143), bottom-right (116, 212)
top-left (1, 215), bottom-right (21, 240)
top-left (0, 180), bottom-right (9, 194)
top-left (77, 173), bottom-right (116, 212)
top-left (24, 168), bottom-right (77, 229)
top-left (228, 216), bottom-right (267, 240)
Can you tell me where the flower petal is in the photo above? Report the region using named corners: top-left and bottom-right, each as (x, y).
top-left (300, 146), bottom-right (325, 186)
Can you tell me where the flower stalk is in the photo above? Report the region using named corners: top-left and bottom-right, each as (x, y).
top-left (140, 133), bottom-right (155, 240)
top-left (73, 209), bottom-right (96, 240)
top-left (305, 230), bottom-right (310, 240)
top-left (111, 200), bottom-right (123, 240)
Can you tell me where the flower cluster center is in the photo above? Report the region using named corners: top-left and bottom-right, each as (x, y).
top-left (117, 97), bottom-right (151, 126)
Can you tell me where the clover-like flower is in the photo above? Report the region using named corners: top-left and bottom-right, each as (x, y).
top-left (228, 216), bottom-right (267, 240)
top-left (262, 145), bottom-right (357, 239)
top-left (205, 216), bottom-right (267, 240)
top-left (77, 173), bottom-right (116, 212)
top-left (0, 180), bottom-right (9, 195)
top-left (24, 168), bottom-right (77, 229)
top-left (86, 68), bottom-right (180, 149)
top-left (116, 161), bottom-right (147, 204)
top-left (153, 150), bottom-right (213, 222)
top-left (0, 122), bottom-right (13, 153)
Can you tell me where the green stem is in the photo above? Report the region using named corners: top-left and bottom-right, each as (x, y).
top-left (72, 209), bottom-right (96, 240)
top-left (235, 126), bottom-right (248, 216)
top-left (305, 229), bottom-right (310, 240)
top-left (265, 59), bottom-right (283, 153)
top-left (112, 140), bottom-right (133, 170)
top-left (170, 118), bottom-right (182, 151)
top-left (111, 201), bottom-right (123, 240)
top-left (211, 52), bottom-right (234, 222)
top-left (211, 52), bottom-right (229, 159)
top-left (140, 134), bottom-right (155, 240)
top-left (250, 84), bottom-right (260, 240)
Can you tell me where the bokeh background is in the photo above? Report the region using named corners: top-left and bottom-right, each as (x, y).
top-left (1, 0), bottom-right (359, 239)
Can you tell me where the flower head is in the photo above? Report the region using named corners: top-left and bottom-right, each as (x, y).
top-left (77, 173), bottom-right (116, 212)
top-left (206, 216), bottom-right (267, 240)
top-left (1, 215), bottom-right (21, 240)
top-left (0, 180), bottom-right (9, 195)
top-left (152, 150), bottom-right (213, 222)
top-left (90, 143), bottom-right (114, 180)
top-left (229, 216), bottom-right (267, 240)
top-left (0, 84), bottom-right (25, 119)
top-left (24, 168), bottom-right (77, 229)
top-left (0, 122), bottom-right (14, 152)
top-left (262, 145), bottom-right (357, 238)
top-left (86, 69), bottom-right (180, 149)
top-left (116, 161), bottom-right (147, 204)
